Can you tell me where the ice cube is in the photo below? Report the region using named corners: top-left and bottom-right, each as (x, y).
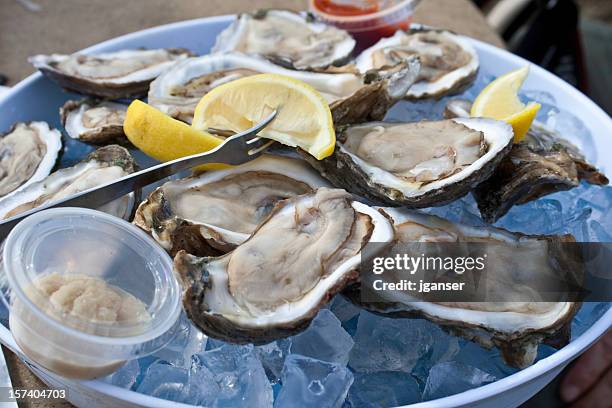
top-left (329, 295), bottom-right (361, 325)
top-left (290, 309), bottom-right (354, 366)
top-left (106, 359), bottom-right (140, 390)
top-left (422, 361), bottom-right (496, 401)
top-left (136, 361), bottom-right (189, 402)
top-left (571, 302), bottom-right (611, 339)
top-left (347, 371), bottom-right (421, 407)
top-left (452, 341), bottom-right (517, 379)
top-left (411, 327), bottom-right (461, 383)
top-left (275, 355), bottom-right (353, 408)
top-left (192, 343), bottom-right (273, 407)
top-left (349, 312), bottom-right (434, 373)
top-left (153, 313), bottom-right (207, 368)
top-left (254, 339), bottom-right (292, 384)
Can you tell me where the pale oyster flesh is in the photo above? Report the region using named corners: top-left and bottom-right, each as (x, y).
top-left (444, 99), bottom-right (609, 222)
top-left (356, 28), bottom-right (479, 98)
top-left (0, 145), bottom-right (137, 220)
top-left (344, 209), bottom-right (581, 368)
top-left (343, 120), bottom-right (486, 184)
top-left (172, 188), bottom-right (394, 344)
top-left (212, 10), bottom-right (355, 70)
top-left (134, 155), bottom-right (330, 255)
top-left (29, 48), bottom-right (193, 98)
top-left (304, 118), bottom-right (513, 208)
top-left (0, 122), bottom-right (62, 200)
top-left (148, 52), bottom-right (419, 125)
top-left (61, 99), bottom-right (127, 143)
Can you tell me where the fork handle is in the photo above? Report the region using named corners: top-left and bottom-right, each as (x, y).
top-left (0, 144), bottom-right (225, 240)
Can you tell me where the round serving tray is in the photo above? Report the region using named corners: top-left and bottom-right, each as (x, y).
top-left (0, 14), bottom-right (610, 408)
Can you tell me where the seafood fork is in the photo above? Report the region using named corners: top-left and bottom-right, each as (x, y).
top-left (0, 110), bottom-right (277, 239)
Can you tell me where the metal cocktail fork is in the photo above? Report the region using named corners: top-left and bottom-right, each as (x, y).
top-left (0, 110), bottom-right (278, 240)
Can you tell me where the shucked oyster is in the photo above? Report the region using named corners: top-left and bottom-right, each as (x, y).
top-left (444, 99), bottom-right (609, 222)
top-left (148, 52), bottom-right (420, 124)
top-left (0, 145), bottom-right (137, 220)
top-left (173, 188), bottom-right (394, 344)
top-left (134, 155), bottom-right (330, 256)
top-left (345, 209), bottom-right (581, 368)
top-left (212, 9), bottom-right (355, 71)
top-left (305, 118), bottom-right (514, 208)
top-left (356, 27), bottom-right (479, 98)
top-left (60, 99), bottom-right (127, 144)
top-left (29, 48), bottom-right (193, 99)
top-left (0, 122), bottom-right (62, 201)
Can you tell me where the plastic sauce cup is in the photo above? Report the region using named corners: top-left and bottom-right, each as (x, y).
top-left (1, 208), bottom-right (182, 379)
top-left (309, 0), bottom-right (419, 52)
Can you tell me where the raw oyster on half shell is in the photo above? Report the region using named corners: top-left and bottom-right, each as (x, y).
top-left (305, 118), bottom-right (514, 208)
top-left (60, 99), bottom-right (127, 144)
top-left (29, 48), bottom-right (193, 99)
top-left (173, 188), bottom-right (394, 344)
top-left (148, 52), bottom-right (420, 124)
top-left (444, 99), bottom-right (609, 222)
top-left (0, 145), bottom-right (137, 220)
top-left (212, 9), bottom-right (355, 70)
top-left (134, 155), bottom-right (330, 256)
top-left (356, 27), bottom-right (479, 98)
top-left (0, 122), bottom-right (62, 201)
top-left (344, 208), bottom-right (581, 368)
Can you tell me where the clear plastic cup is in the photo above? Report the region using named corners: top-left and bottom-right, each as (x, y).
top-left (309, 0), bottom-right (419, 52)
top-left (0, 208), bottom-right (182, 379)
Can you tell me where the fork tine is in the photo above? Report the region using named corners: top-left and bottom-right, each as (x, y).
top-left (241, 110), bottom-right (277, 137)
top-left (248, 139), bottom-right (275, 156)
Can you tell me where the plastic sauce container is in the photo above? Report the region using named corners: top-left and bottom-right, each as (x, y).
top-left (0, 208), bottom-right (182, 379)
top-left (309, 0), bottom-right (419, 52)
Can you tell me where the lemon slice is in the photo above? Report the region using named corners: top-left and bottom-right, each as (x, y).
top-left (124, 100), bottom-right (228, 170)
top-left (471, 66), bottom-right (541, 142)
top-left (192, 73), bottom-right (335, 160)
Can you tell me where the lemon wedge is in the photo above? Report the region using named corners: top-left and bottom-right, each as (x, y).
top-left (124, 100), bottom-right (228, 170)
top-left (471, 66), bottom-right (541, 142)
top-left (192, 73), bottom-right (335, 160)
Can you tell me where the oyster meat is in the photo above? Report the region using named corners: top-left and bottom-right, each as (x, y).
top-left (0, 122), bottom-right (62, 201)
top-left (305, 118), bottom-right (514, 207)
top-left (0, 145), bottom-right (137, 220)
top-left (173, 188), bottom-right (394, 344)
top-left (148, 52), bottom-right (419, 124)
top-left (212, 9), bottom-right (355, 70)
top-left (29, 48), bottom-right (193, 99)
top-left (356, 27), bottom-right (479, 98)
top-left (445, 99), bottom-right (609, 222)
top-left (134, 155), bottom-right (330, 255)
top-left (345, 208), bottom-right (581, 368)
top-left (60, 99), bottom-right (127, 144)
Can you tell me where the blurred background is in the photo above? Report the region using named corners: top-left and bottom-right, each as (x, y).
top-left (1, 0), bottom-right (610, 113)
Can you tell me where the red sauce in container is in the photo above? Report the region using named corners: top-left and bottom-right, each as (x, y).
top-left (310, 0), bottom-right (417, 52)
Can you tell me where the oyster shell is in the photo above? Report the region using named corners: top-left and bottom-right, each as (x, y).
top-left (0, 122), bottom-right (62, 201)
top-left (29, 48), bottom-right (193, 99)
top-left (60, 99), bottom-right (127, 144)
top-left (0, 145), bottom-right (137, 220)
top-left (173, 188), bottom-right (394, 344)
top-left (445, 99), bottom-right (609, 222)
top-left (134, 155), bottom-right (330, 256)
top-left (356, 27), bottom-right (479, 98)
top-left (344, 208), bottom-right (581, 368)
top-left (304, 118), bottom-right (514, 207)
top-left (148, 52), bottom-right (419, 124)
top-left (212, 9), bottom-right (355, 70)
